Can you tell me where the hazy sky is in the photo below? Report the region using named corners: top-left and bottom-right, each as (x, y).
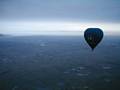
top-left (0, 0), bottom-right (120, 35)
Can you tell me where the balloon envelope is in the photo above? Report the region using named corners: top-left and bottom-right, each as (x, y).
top-left (84, 28), bottom-right (104, 50)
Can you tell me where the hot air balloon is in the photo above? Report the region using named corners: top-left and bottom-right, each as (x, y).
top-left (84, 28), bottom-right (104, 50)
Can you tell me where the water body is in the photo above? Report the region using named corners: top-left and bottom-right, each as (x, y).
top-left (0, 35), bottom-right (120, 90)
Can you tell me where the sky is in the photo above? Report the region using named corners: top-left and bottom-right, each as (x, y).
top-left (0, 0), bottom-right (120, 35)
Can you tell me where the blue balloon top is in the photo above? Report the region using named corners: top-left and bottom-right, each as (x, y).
top-left (84, 28), bottom-right (104, 50)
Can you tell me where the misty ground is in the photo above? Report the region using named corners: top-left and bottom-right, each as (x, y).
top-left (0, 35), bottom-right (120, 90)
